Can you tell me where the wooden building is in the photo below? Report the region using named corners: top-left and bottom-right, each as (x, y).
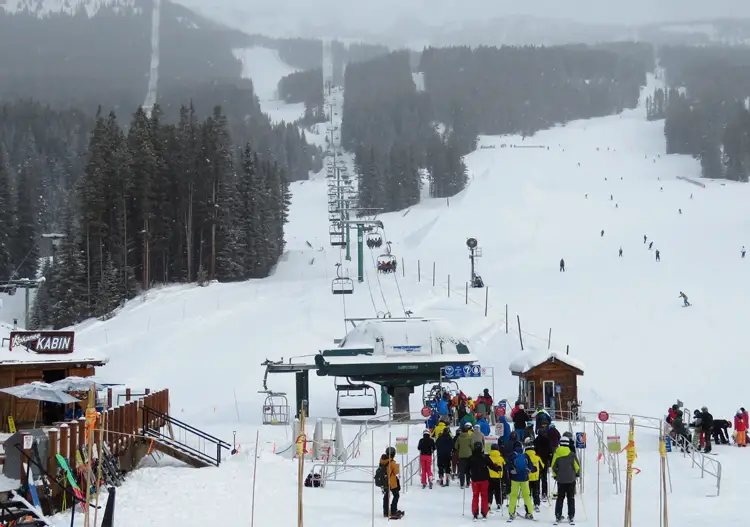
top-left (0, 330), bottom-right (107, 431)
top-left (509, 350), bottom-right (584, 419)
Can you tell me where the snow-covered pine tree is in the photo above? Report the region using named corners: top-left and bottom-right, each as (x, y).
top-left (0, 146), bottom-right (13, 282)
top-left (13, 159), bottom-right (39, 279)
top-left (50, 209), bottom-right (89, 328)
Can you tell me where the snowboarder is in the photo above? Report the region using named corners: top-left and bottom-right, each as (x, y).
top-left (559, 259), bottom-right (565, 272)
top-left (469, 442), bottom-right (501, 520)
top-left (619, 247), bottom-right (623, 258)
top-left (649, 241), bottom-right (654, 250)
top-left (655, 250), bottom-right (660, 262)
top-left (644, 235), bottom-right (647, 244)
top-left (507, 441), bottom-right (537, 521)
top-left (552, 437), bottom-right (580, 525)
top-left (678, 292), bottom-right (690, 307)
top-left (742, 246), bottom-right (746, 258)
top-left (379, 447), bottom-right (403, 519)
top-left (418, 430), bottom-right (435, 488)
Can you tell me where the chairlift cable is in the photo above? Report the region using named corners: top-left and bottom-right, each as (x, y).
top-left (368, 244), bottom-right (390, 314)
top-left (362, 255), bottom-right (380, 316)
top-left (380, 226), bottom-right (408, 317)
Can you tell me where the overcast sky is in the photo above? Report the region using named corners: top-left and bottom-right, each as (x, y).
top-left (180, 0), bottom-right (750, 40)
top-left (240, 0), bottom-right (750, 26)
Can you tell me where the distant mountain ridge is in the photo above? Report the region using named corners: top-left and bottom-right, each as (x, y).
top-left (0, 0), bottom-right (140, 17)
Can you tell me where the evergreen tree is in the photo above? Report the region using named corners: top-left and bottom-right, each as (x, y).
top-left (0, 147), bottom-right (13, 282)
top-left (29, 259), bottom-right (52, 329)
top-left (13, 162), bottom-right (39, 279)
top-left (50, 210), bottom-right (89, 328)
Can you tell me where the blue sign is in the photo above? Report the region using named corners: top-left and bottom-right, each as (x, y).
top-left (393, 345), bottom-right (422, 353)
top-left (499, 400), bottom-right (507, 410)
top-left (665, 436), bottom-right (672, 453)
top-left (575, 432), bottom-right (586, 449)
top-left (442, 364), bottom-right (482, 379)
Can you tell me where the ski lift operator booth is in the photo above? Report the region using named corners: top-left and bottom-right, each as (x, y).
top-left (509, 351), bottom-right (584, 419)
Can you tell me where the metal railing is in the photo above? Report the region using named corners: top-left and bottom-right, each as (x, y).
top-left (142, 406), bottom-right (230, 467)
top-left (671, 432), bottom-right (722, 496)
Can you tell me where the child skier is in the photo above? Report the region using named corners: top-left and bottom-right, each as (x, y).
top-left (525, 443), bottom-right (544, 512)
top-left (488, 444), bottom-right (505, 511)
top-left (418, 430), bottom-right (435, 488)
top-left (507, 441), bottom-right (537, 521)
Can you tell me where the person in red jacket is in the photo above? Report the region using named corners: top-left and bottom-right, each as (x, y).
top-left (735, 410), bottom-right (747, 447)
top-left (667, 404), bottom-right (678, 424)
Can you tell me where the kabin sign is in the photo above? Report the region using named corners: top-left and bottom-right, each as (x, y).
top-left (9, 331), bottom-right (75, 354)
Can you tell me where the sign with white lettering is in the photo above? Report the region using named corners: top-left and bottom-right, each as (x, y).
top-left (9, 331), bottom-right (75, 354)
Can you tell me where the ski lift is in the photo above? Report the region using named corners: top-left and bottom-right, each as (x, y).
top-left (335, 380), bottom-right (377, 417)
top-left (376, 242), bottom-right (396, 273)
top-left (422, 381), bottom-right (460, 407)
top-left (261, 391), bottom-right (290, 425)
top-left (332, 264), bottom-right (353, 295)
top-left (366, 232), bottom-right (383, 249)
top-left (330, 230), bottom-right (346, 247)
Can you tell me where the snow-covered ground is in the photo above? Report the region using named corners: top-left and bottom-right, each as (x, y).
top-left (232, 47), bottom-right (306, 124)
top-left (3, 66), bottom-right (748, 525)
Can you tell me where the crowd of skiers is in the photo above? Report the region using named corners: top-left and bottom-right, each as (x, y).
top-left (378, 395), bottom-right (581, 523)
top-left (667, 403), bottom-right (748, 452)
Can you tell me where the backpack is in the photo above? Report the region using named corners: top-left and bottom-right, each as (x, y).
top-left (374, 464), bottom-right (388, 488)
top-left (511, 453), bottom-right (529, 476)
top-left (304, 472), bottom-right (322, 488)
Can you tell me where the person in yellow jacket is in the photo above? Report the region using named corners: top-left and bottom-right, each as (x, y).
top-left (525, 443), bottom-right (544, 512)
top-left (432, 419), bottom-right (448, 439)
top-left (487, 444), bottom-right (505, 511)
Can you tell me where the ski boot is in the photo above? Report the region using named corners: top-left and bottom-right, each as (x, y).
top-left (534, 504), bottom-right (540, 513)
top-left (429, 481), bottom-right (433, 489)
top-left (553, 516), bottom-right (562, 525)
top-left (422, 483), bottom-right (426, 489)
top-left (525, 513), bottom-right (534, 520)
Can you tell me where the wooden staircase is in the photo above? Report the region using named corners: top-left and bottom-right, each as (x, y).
top-left (141, 407), bottom-right (231, 468)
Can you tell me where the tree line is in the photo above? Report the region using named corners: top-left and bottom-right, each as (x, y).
top-left (277, 69), bottom-right (326, 125)
top-left (342, 51), bottom-right (468, 213)
top-left (658, 46), bottom-right (750, 181)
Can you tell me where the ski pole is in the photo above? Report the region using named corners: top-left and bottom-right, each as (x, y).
top-left (462, 485), bottom-right (466, 516)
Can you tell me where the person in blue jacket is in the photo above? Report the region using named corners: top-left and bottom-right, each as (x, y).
top-left (437, 394), bottom-right (450, 421)
top-left (497, 412), bottom-right (511, 442)
top-left (477, 415), bottom-right (490, 436)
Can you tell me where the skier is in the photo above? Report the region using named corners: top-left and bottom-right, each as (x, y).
top-left (610, 194), bottom-right (613, 201)
top-left (601, 229), bottom-right (604, 237)
top-left (648, 241), bottom-right (654, 250)
top-left (712, 419), bottom-right (731, 445)
top-left (477, 415), bottom-right (491, 436)
top-left (435, 426), bottom-right (453, 486)
top-left (742, 246), bottom-right (746, 258)
top-left (456, 422), bottom-right (475, 488)
top-left (513, 404), bottom-right (530, 441)
top-left (655, 250), bottom-right (660, 262)
top-left (547, 423), bottom-right (561, 450)
top-left (525, 443), bottom-right (544, 513)
top-left (469, 442), bottom-right (501, 520)
top-left (418, 430), bottom-right (435, 488)
top-left (734, 411), bottom-right (747, 447)
top-left (534, 405), bottom-right (551, 434)
top-left (379, 447), bottom-right (403, 519)
top-left (644, 234), bottom-right (647, 244)
top-left (473, 423), bottom-right (486, 445)
top-left (534, 428), bottom-right (553, 501)
top-left (679, 208), bottom-right (682, 214)
top-left (559, 259), bottom-right (565, 272)
top-left (678, 292), bottom-right (690, 307)
top-left (584, 194), bottom-right (588, 199)
top-left (619, 247), bottom-right (623, 258)
top-left (552, 436), bottom-right (580, 525)
top-left (670, 410), bottom-right (691, 451)
top-left (507, 441), bottom-right (537, 521)
top-left (690, 193), bottom-right (693, 199)
top-left (487, 444), bottom-right (505, 511)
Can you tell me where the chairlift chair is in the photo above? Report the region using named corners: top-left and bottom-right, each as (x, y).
top-left (376, 254), bottom-right (397, 274)
top-left (330, 231), bottom-right (347, 247)
top-left (366, 232), bottom-right (383, 249)
top-left (335, 381), bottom-right (377, 417)
top-left (261, 392), bottom-right (291, 425)
top-left (332, 263), bottom-right (353, 294)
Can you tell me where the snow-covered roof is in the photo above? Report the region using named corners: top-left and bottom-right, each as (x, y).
top-left (320, 353), bottom-right (478, 366)
top-left (0, 325), bottom-right (108, 367)
top-left (337, 318), bottom-right (472, 358)
top-left (508, 348), bottom-right (585, 375)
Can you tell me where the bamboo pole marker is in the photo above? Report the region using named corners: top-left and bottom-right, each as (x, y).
top-left (83, 387), bottom-right (96, 527)
top-left (251, 430), bottom-right (260, 527)
top-left (371, 430), bottom-right (375, 527)
top-left (297, 407), bottom-right (306, 527)
top-left (660, 425), bottom-right (669, 527)
top-left (93, 410), bottom-right (106, 527)
top-left (623, 417), bottom-right (636, 527)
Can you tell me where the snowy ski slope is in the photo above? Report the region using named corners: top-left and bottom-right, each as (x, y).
top-left (2, 49), bottom-right (748, 525)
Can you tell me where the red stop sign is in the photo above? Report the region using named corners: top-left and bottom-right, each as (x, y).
top-left (421, 407), bottom-right (432, 418)
top-left (598, 411), bottom-right (609, 422)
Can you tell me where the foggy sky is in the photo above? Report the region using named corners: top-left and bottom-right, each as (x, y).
top-left (241, 0), bottom-right (750, 27)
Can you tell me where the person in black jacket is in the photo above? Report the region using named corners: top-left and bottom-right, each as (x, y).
top-left (469, 442), bottom-right (501, 520)
top-left (435, 427), bottom-right (453, 486)
top-left (513, 405), bottom-right (530, 440)
top-left (418, 430), bottom-right (436, 488)
top-left (712, 419), bottom-right (731, 445)
top-left (534, 428), bottom-right (552, 500)
top-left (701, 407), bottom-right (713, 453)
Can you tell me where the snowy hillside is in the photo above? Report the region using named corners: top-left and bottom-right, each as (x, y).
top-left (4, 56), bottom-right (750, 526)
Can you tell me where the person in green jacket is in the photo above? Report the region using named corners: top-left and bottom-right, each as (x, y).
top-left (455, 422), bottom-right (475, 488)
top-left (551, 437), bottom-right (580, 524)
